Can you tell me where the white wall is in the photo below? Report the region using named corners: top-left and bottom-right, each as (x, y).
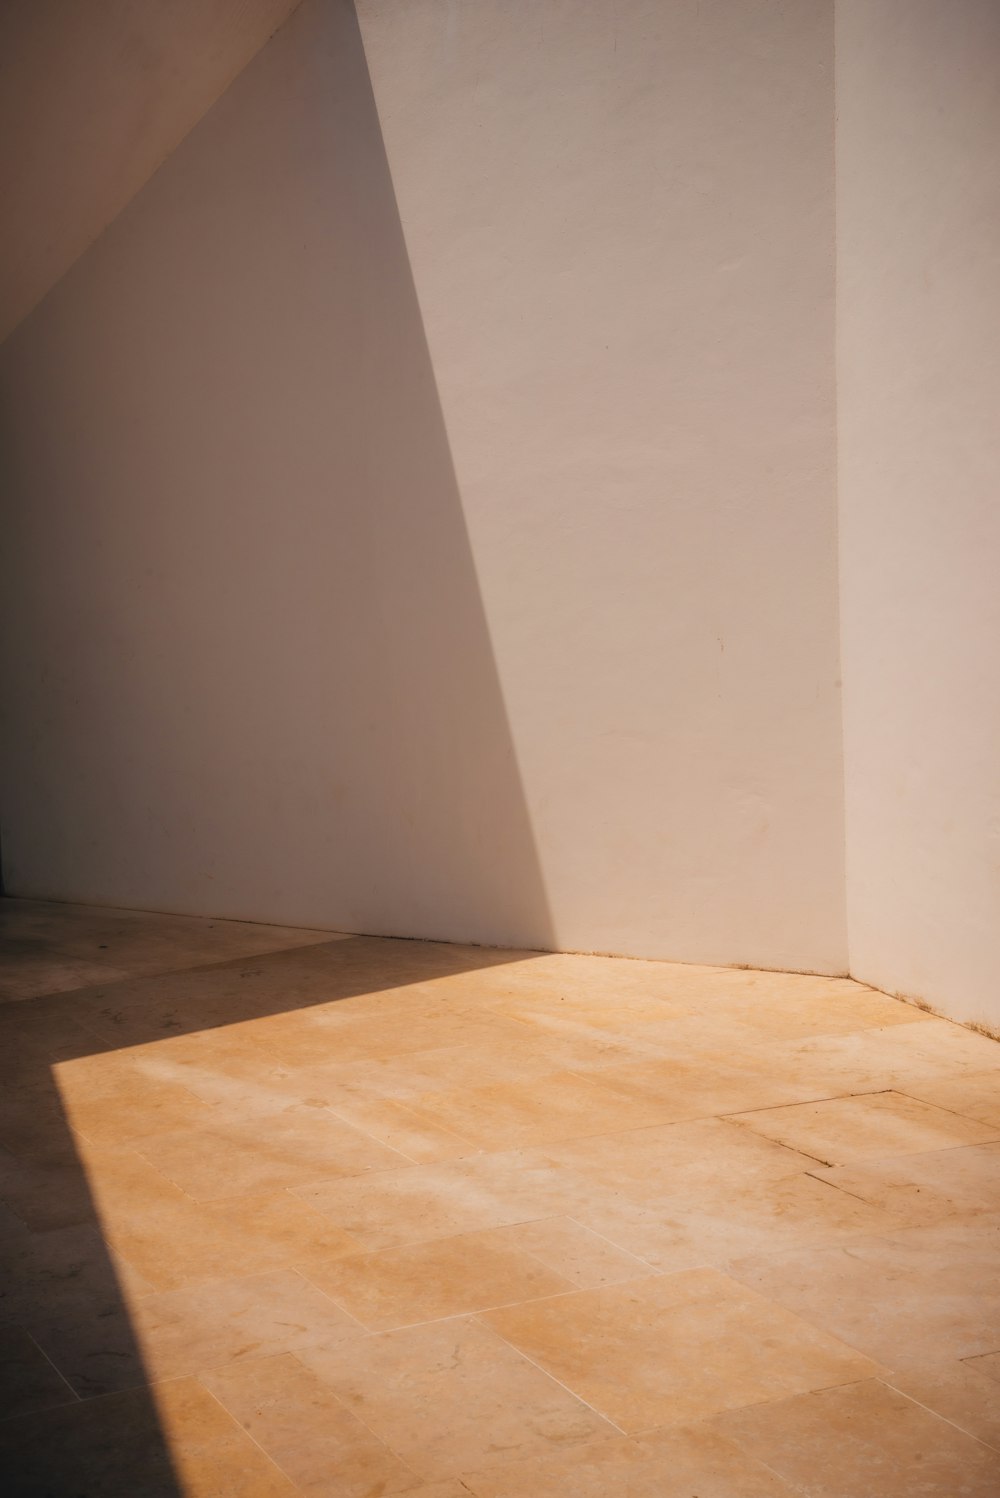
top-left (0, 0), bottom-right (846, 971)
top-left (837, 0), bottom-right (1000, 1029)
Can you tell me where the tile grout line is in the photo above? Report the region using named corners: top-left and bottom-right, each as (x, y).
top-left (21, 1330), bottom-right (82, 1411)
top-left (874, 1376), bottom-right (1000, 1456)
top-left (467, 1314), bottom-right (629, 1438)
top-left (190, 1374), bottom-right (314, 1494)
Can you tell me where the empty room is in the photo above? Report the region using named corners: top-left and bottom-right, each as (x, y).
top-left (1, 1), bottom-right (998, 1493)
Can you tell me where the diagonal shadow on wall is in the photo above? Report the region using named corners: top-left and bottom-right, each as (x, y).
top-left (0, 0), bottom-right (554, 953)
top-left (1, 0), bottom-right (555, 1489)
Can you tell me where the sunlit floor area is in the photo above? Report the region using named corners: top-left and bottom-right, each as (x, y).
top-left (1, 899), bottom-right (999, 1495)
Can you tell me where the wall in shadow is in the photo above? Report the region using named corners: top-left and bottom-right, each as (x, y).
top-left (0, 0), bottom-right (554, 952)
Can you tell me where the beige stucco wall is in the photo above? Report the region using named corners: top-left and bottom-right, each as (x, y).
top-left (837, 0), bottom-right (1000, 1029)
top-left (0, 0), bottom-right (846, 970)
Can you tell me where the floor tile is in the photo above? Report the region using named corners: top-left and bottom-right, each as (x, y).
top-left (810, 1142), bottom-right (1000, 1225)
top-left (459, 1424), bottom-right (798, 1496)
top-left (56, 1064), bottom-right (218, 1147)
top-left (5, 902), bottom-right (997, 1495)
top-left (327, 1095), bottom-right (478, 1162)
top-left (541, 1116), bottom-right (816, 1200)
top-left (0, 1376), bottom-right (299, 1496)
top-left (759, 1021), bottom-right (1000, 1099)
top-left (0, 1326), bottom-right (76, 1421)
top-left (202, 1191), bottom-right (364, 1275)
top-left (0, 1147), bottom-right (100, 1236)
top-left (405, 1070), bottom-right (677, 1149)
top-left (732, 1090), bottom-right (998, 1165)
top-left (130, 1270), bottom-right (364, 1383)
top-left (713, 1378), bottom-right (1000, 1496)
top-left (404, 1486), bottom-right (473, 1498)
top-left (697, 981), bottom-right (927, 1042)
top-left (574, 1168), bottom-right (902, 1270)
top-left (480, 1267), bottom-right (879, 1432)
top-left (0, 896), bottom-right (334, 983)
top-left (489, 1216), bottom-right (655, 1288)
top-left (883, 1357), bottom-right (1000, 1451)
top-left (299, 1317), bottom-right (614, 1479)
top-left (30, 1266), bottom-right (362, 1398)
top-left (134, 1104), bottom-right (407, 1200)
top-left (294, 1150), bottom-right (594, 1251)
top-left (0, 1216), bottom-right (140, 1331)
top-left (305, 1227), bottom-right (573, 1329)
top-left (728, 1215), bottom-right (1000, 1364)
top-left (201, 1353), bottom-right (420, 1496)
top-left (0, 950), bottom-right (128, 1003)
top-left (581, 1049), bottom-right (831, 1123)
top-left (899, 1071), bottom-right (1000, 1130)
top-left (965, 1352), bottom-right (1000, 1384)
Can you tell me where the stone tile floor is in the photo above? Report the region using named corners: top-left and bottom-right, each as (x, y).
top-left (1, 896), bottom-right (999, 1495)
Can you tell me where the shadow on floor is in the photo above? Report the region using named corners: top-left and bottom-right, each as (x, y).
top-left (0, 928), bottom-right (545, 1493)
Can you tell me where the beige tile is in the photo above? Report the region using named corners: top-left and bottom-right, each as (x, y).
top-left (899, 1070), bottom-right (1000, 1129)
top-left (328, 1095), bottom-right (478, 1162)
top-left (508, 1026), bottom-right (667, 1073)
top-left (0, 950), bottom-right (127, 1002)
top-left (0, 992), bottom-right (111, 1086)
top-left (80, 1145), bottom-right (274, 1292)
top-left (0, 1326), bottom-right (76, 1420)
top-left (131, 1269), bottom-right (363, 1383)
top-left (0, 896), bottom-right (334, 979)
top-left (884, 1357), bottom-right (1000, 1451)
top-left (849, 1018), bottom-right (1000, 1073)
top-left (238, 1041), bottom-right (556, 1114)
top-left (714, 1378), bottom-right (1000, 1496)
top-left (760, 1020), bottom-right (1000, 1099)
top-left (575, 1168), bottom-right (902, 1270)
top-left (697, 982), bottom-right (927, 1042)
top-left (460, 1425), bottom-right (798, 1497)
top-left (294, 1149), bottom-right (595, 1251)
top-left (116, 1024), bottom-right (315, 1113)
top-left (0, 1135), bottom-right (178, 1234)
top-left (57, 1066), bottom-right (218, 1146)
top-left (305, 1227), bottom-right (573, 1330)
top-left (6, 908), bottom-right (1000, 1497)
top-left (108, 1187), bottom-right (363, 1292)
top-left (0, 1081), bottom-right (81, 1162)
top-left (250, 1005), bottom-right (531, 1071)
top-left (201, 1353), bottom-right (420, 1496)
top-left (0, 1377), bottom-right (299, 1496)
top-left (203, 1191), bottom-right (364, 1274)
top-left (480, 1268), bottom-right (879, 1432)
top-left (583, 1049), bottom-right (830, 1123)
top-left (406, 1070), bottom-right (678, 1149)
top-left (811, 1142), bottom-right (1000, 1225)
top-left (134, 1103), bottom-right (407, 1200)
top-left (965, 1352), bottom-right (1000, 1384)
top-left (0, 1215), bottom-right (141, 1328)
top-left (728, 1215), bottom-right (1000, 1364)
top-left (101, 1188), bottom-right (273, 1292)
top-left (298, 1317), bottom-right (614, 1480)
top-left (542, 1117), bottom-right (815, 1200)
top-left (55, 911), bottom-right (336, 978)
top-left (404, 1486), bottom-right (473, 1498)
top-left (733, 1090), bottom-right (998, 1165)
top-left (29, 1263), bottom-right (360, 1399)
top-left (491, 1216), bottom-right (655, 1288)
